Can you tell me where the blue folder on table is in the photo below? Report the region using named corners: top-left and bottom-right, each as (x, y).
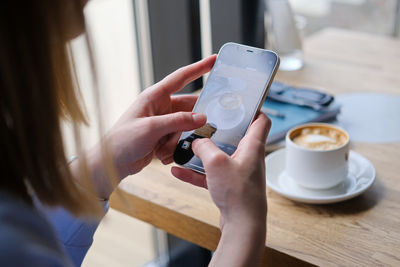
top-left (262, 99), bottom-right (341, 144)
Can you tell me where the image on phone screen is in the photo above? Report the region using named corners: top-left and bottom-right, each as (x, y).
top-left (173, 43), bottom-right (279, 173)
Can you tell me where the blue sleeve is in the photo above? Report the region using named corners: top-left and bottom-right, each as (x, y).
top-left (36, 200), bottom-right (109, 266)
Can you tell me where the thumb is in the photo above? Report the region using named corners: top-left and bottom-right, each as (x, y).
top-left (152, 112), bottom-right (206, 138)
top-left (192, 138), bottom-right (229, 169)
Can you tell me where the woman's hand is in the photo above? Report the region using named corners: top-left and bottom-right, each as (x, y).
top-left (79, 55), bottom-right (216, 199)
top-left (171, 113), bottom-right (271, 266)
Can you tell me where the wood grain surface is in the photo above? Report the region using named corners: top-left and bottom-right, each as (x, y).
top-left (111, 28), bottom-right (400, 266)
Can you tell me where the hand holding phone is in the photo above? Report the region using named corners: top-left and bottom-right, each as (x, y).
top-left (171, 113), bottom-right (271, 266)
top-left (173, 43), bottom-right (279, 173)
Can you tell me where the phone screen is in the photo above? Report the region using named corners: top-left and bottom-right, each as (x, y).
top-left (173, 43), bottom-right (279, 173)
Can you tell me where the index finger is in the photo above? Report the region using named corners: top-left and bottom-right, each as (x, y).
top-left (171, 95), bottom-right (199, 112)
top-left (246, 112), bottom-right (271, 144)
top-left (235, 113), bottom-right (271, 160)
top-left (158, 55), bottom-right (217, 95)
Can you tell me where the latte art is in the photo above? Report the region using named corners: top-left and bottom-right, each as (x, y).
top-left (218, 93), bottom-right (242, 109)
top-left (292, 127), bottom-right (347, 150)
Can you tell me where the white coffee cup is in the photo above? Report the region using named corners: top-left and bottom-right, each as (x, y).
top-left (285, 123), bottom-right (350, 189)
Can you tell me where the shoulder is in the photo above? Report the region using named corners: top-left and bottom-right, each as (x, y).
top-left (0, 191), bottom-right (73, 267)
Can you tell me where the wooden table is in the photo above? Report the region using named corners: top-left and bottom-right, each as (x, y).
top-left (110, 28), bottom-right (400, 266)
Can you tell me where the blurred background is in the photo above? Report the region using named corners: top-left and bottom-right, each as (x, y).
top-left (67, 0), bottom-right (399, 266)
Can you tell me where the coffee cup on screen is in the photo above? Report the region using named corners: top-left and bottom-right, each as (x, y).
top-left (217, 92), bottom-right (243, 119)
top-left (285, 123), bottom-right (350, 189)
top-left (207, 92), bottom-right (245, 130)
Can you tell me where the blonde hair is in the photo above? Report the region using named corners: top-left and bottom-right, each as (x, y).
top-left (0, 0), bottom-right (105, 215)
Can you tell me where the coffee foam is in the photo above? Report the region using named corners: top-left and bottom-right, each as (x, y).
top-left (218, 93), bottom-right (241, 109)
top-left (292, 127), bottom-right (347, 150)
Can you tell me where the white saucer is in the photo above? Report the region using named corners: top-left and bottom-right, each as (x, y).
top-left (265, 149), bottom-right (376, 204)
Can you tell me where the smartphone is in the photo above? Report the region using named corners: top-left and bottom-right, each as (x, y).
top-left (173, 42), bottom-right (280, 173)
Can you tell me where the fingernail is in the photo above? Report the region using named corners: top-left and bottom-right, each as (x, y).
top-left (192, 138), bottom-right (205, 146)
top-left (192, 113), bottom-right (206, 124)
top-left (192, 139), bottom-right (199, 147)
